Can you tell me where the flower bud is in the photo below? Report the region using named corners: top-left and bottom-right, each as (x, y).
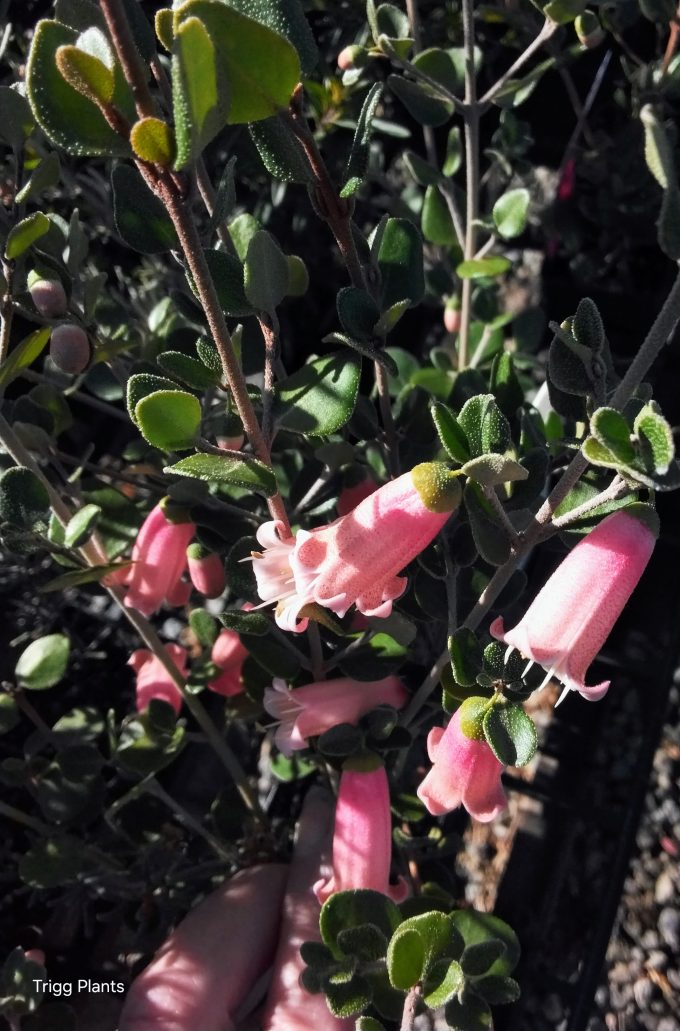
top-left (187, 543), bottom-right (226, 598)
top-left (575, 10), bottom-right (605, 49)
top-left (49, 324), bottom-right (90, 374)
top-left (443, 298), bottom-right (461, 334)
top-left (337, 44), bottom-right (366, 70)
top-left (28, 272), bottom-right (67, 318)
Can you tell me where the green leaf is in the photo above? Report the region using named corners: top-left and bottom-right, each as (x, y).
top-left (0, 466), bottom-right (50, 529)
top-left (461, 454), bottom-right (529, 487)
top-left (337, 287), bottom-right (381, 341)
top-left (492, 188), bottom-right (529, 239)
top-left (224, 0), bottom-right (318, 74)
top-left (323, 332), bottom-right (398, 376)
top-left (404, 149), bottom-right (441, 186)
top-left (482, 701), bottom-right (537, 767)
top-left (165, 452), bottom-right (277, 496)
top-left (55, 41), bottom-right (114, 105)
top-left (422, 958), bottom-right (465, 1009)
top-left (249, 116), bottom-right (311, 183)
top-left (189, 608), bottom-right (219, 647)
top-left (172, 15), bottom-right (224, 168)
top-left (373, 300), bottom-right (410, 337)
top-left (243, 230), bottom-right (290, 314)
top-left (463, 481), bottom-right (511, 566)
top-left (573, 297), bottom-right (605, 353)
top-left (126, 372), bottom-right (181, 423)
top-left (0, 327), bottom-right (51, 389)
top-left (135, 389), bottom-right (202, 451)
top-left (112, 164), bottom-right (178, 253)
top-left (356, 1019), bottom-right (386, 1031)
top-left (445, 993), bottom-right (493, 1030)
top-left (634, 402), bottom-right (675, 474)
top-left (413, 47), bottom-right (459, 91)
top-left (386, 927), bottom-right (425, 989)
top-left (174, 1), bottom-right (301, 124)
top-left (157, 350), bottom-right (220, 389)
top-left (0, 85), bottom-right (35, 150)
top-left (448, 627), bottom-right (483, 687)
top-left (456, 256), bottom-right (512, 279)
top-left (0, 694), bottom-right (20, 735)
top-left (5, 212), bottom-right (51, 260)
top-left (19, 835), bottom-right (92, 889)
top-left (449, 910), bottom-right (520, 976)
top-left (443, 125), bottom-right (462, 175)
top-left (26, 19), bottom-right (132, 157)
top-left (388, 74), bottom-right (453, 127)
top-left (220, 608), bottom-right (269, 635)
top-left (422, 184), bottom-right (456, 246)
top-left (324, 976), bottom-right (373, 1019)
top-left (341, 83), bottom-right (383, 198)
top-left (115, 706), bottom-right (185, 776)
top-left (490, 351), bottom-right (523, 419)
top-left (16, 634), bottom-right (70, 690)
top-left (15, 152), bottom-right (61, 205)
top-left (471, 974), bottom-right (521, 1005)
top-left (460, 939), bottom-right (507, 977)
top-left (431, 402), bottom-right (471, 463)
top-left (130, 116), bottom-right (175, 166)
top-left (320, 889), bottom-right (402, 960)
top-left (543, 0), bottom-right (586, 23)
top-left (39, 562), bottom-right (131, 593)
top-left (273, 352), bottom-right (361, 435)
top-left (377, 217), bottom-right (425, 309)
top-left (64, 504), bottom-right (101, 547)
top-left (590, 407), bottom-right (635, 464)
top-left (205, 249), bottom-right (254, 316)
top-left (641, 104), bottom-right (676, 190)
top-left (458, 394), bottom-right (511, 457)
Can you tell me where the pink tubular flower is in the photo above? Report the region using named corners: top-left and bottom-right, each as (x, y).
top-left (252, 462), bottom-right (461, 633)
top-left (119, 863), bottom-right (288, 1031)
top-left (264, 675), bottom-right (408, 756)
top-left (314, 757), bottom-right (408, 904)
top-left (417, 707), bottom-right (506, 823)
top-left (490, 510), bottom-right (658, 705)
top-left (129, 644), bottom-right (187, 715)
top-left (187, 544), bottom-right (226, 599)
top-left (124, 501), bottom-right (196, 617)
top-left (207, 629), bottom-right (248, 698)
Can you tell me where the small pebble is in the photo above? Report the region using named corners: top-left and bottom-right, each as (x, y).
top-left (632, 976), bottom-right (655, 1009)
top-left (655, 869), bottom-right (676, 905)
top-left (658, 907), bottom-right (680, 950)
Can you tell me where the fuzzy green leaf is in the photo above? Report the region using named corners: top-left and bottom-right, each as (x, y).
top-left (135, 390), bottom-right (202, 451)
top-left (164, 452), bottom-right (277, 496)
top-left (16, 634), bottom-right (70, 690)
top-left (483, 701), bottom-right (537, 767)
top-left (273, 352), bottom-right (361, 435)
top-left (492, 188), bottom-right (529, 239)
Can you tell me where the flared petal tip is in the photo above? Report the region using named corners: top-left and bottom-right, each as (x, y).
top-left (577, 679), bottom-right (610, 702)
top-left (489, 615), bottom-right (506, 641)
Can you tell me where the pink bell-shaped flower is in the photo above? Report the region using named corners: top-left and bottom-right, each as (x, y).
top-left (124, 500), bottom-right (196, 617)
top-left (264, 675), bottom-right (408, 756)
top-left (187, 543), bottom-right (226, 599)
top-left (129, 644), bottom-right (187, 715)
top-left (207, 628), bottom-right (248, 698)
top-left (252, 462), bottom-right (461, 633)
top-left (490, 509), bottom-right (657, 705)
top-left (314, 755), bottom-right (408, 904)
top-left (417, 705), bottom-right (506, 823)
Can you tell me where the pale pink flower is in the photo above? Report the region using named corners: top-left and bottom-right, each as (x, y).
top-left (417, 708), bottom-right (506, 823)
top-left (252, 462), bottom-right (461, 633)
top-left (124, 502), bottom-right (195, 617)
top-left (314, 759), bottom-right (408, 904)
top-left (208, 629), bottom-right (248, 698)
top-left (129, 644), bottom-right (187, 715)
top-left (263, 789), bottom-right (354, 1031)
top-left (187, 544), bottom-right (226, 599)
top-left (490, 510), bottom-right (657, 704)
top-left (264, 675), bottom-right (407, 756)
top-left (119, 863), bottom-right (288, 1031)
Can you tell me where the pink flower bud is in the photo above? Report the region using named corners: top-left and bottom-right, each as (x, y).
top-left (119, 864), bottom-right (288, 1031)
top-left (337, 45), bottom-right (363, 70)
top-left (252, 463), bottom-right (461, 633)
top-left (29, 277), bottom-right (67, 317)
top-left (124, 501), bottom-right (196, 617)
top-left (187, 543), bottom-right (225, 599)
top-left (443, 302), bottom-right (461, 334)
top-left (314, 758), bottom-right (408, 903)
top-left (264, 675), bottom-right (407, 755)
top-left (216, 434), bottom-right (245, 451)
top-left (49, 324), bottom-right (90, 374)
top-left (208, 628), bottom-right (248, 697)
top-left (490, 510), bottom-right (658, 704)
top-left (417, 705), bottom-right (506, 822)
top-left (129, 643), bottom-right (187, 714)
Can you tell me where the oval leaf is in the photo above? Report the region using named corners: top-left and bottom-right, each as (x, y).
top-left (135, 389), bottom-right (202, 451)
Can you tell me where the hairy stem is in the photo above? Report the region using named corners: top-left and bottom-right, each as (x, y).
top-left (100, 0), bottom-right (156, 119)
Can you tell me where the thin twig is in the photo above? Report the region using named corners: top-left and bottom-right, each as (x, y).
top-left (459, 0), bottom-right (480, 369)
top-left (478, 18), bottom-right (558, 112)
top-left (100, 0), bottom-right (156, 119)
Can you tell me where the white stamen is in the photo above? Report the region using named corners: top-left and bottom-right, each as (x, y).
top-left (537, 664), bottom-right (557, 692)
top-left (522, 659), bottom-right (534, 677)
top-left (504, 644), bottom-right (515, 663)
top-left (554, 683), bottom-right (571, 708)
